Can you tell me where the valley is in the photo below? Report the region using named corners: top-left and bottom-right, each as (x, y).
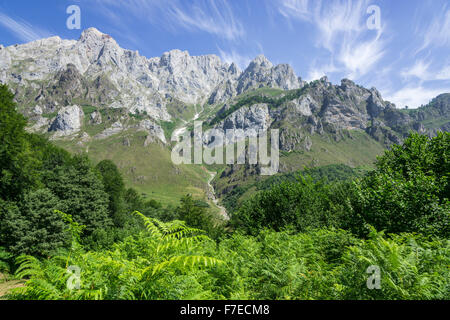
top-left (0, 21), bottom-right (448, 302)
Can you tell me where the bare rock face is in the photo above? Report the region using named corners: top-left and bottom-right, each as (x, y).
top-left (149, 49), bottom-right (238, 105)
top-left (1, 27), bottom-right (447, 149)
top-left (139, 119), bottom-right (166, 144)
top-left (32, 105), bottom-right (43, 115)
top-left (49, 105), bottom-right (83, 135)
top-left (208, 79), bottom-right (238, 105)
top-left (90, 111), bottom-right (102, 125)
top-left (286, 95), bottom-right (316, 116)
top-left (0, 28), bottom-right (241, 125)
top-left (210, 73), bottom-right (444, 148)
top-left (222, 103), bottom-right (271, 132)
top-left (201, 103), bottom-right (273, 147)
top-left (95, 121), bottom-right (124, 139)
top-left (367, 87), bottom-right (386, 118)
top-left (280, 128), bottom-right (304, 152)
top-left (236, 55), bottom-right (304, 94)
top-left (28, 116), bottom-right (51, 133)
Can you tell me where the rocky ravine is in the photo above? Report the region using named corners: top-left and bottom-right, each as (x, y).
top-left (207, 171), bottom-right (229, 220)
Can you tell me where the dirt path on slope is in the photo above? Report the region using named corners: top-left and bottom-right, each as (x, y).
top-left (0, 274), bottom-right (24, 299)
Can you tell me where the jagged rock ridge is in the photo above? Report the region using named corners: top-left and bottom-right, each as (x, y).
top-left (0, 28), bottom-right (448, 148)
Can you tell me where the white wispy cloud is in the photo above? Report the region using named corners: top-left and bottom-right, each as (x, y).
top-left (401, 60), bottom-right (431, 80)
top-left (217, 47), bottom-right (254, 70)
top-left (386, 85), bottom-right (450, 108)
top-left (93, 0), bottom-right (244, 41)
top-left (401, 59), bottom-right (450, 81)
top-left (339, 33), bottom-right (385, 79)
top-left (306, 60), bottom-right (338, 81)
top-left (168, 0), bottom-right (244, 41)
top-left (279, 0), bottom-right (311, 22)
top-left (278, 0), bottom-right (368, 50)
top-left (276, 0), bottom-right (386, 80)
top-left (417, 5), bottom-right (450, 52)
top-left (436, 65), bottom-right (450, 80)
top-left (0, 12), bottom-right (51, 43)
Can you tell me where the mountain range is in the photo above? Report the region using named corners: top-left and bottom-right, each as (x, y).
top-left (1, 27), bottom-right (449, 208)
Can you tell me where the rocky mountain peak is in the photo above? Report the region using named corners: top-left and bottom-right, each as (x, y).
top-left (159, 49), bottom-right (190, 66)
top-left (77, 27), bottom-right (120, 67)
top-left (236, 55), bottom-right (303, 94)
top-left (3, 27), bottom-right (448, 147)
top-left (248, 54), bottom-right (273, 69)
top-left (340, 78), bottom-right (356, 88)
top-left (79, 27), bottom-right (113, 42)
top-left (228, 62), bottom-right (241, 76)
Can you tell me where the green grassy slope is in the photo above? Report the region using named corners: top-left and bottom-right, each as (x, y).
top-left (54, 130), bottom-right (211, 206)
top-left (211, 130), bottom-right (385, 212)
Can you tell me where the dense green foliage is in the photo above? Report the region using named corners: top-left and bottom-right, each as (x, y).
top-left (0, 246), bottom-right (13, 275)
top-left (222, 164), bottom-right (365, 213)
top-left (7, 224), bottom-right (449, 300)
top-left (256, 164), bottom-right (367, 190)
top-left (0, 85), bottom-right (176, 256)
top-left (96, 159), bottom-right (127, 227)
top-left (0, 84), bottom-right (449, 300)
top-left (1, 189), bottom-right (70, 256)
top-left (0, 84), bottom-right (39, 201)
top-left (10, 213), bottom-right (222, 300)
top-left (233, 133), bottom-right (449, 238)
top-left (231, 176), bottom-right (350, 235)
top-left (350, 132), bottom-right (449, 237)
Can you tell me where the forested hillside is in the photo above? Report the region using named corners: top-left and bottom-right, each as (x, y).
top-left (3, 29), bottom-right (449, 207)
top-left (1, 84), bottom-right (449, 300)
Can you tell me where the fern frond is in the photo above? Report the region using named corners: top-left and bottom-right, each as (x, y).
top-left (156, 235), bottom-right (210, 253)
top-left (133, 211), bottom-right (163, 239)
top-left (15, 255), bottom-right (45, 279)
top-left (150, 255), bottom-right (223, 276)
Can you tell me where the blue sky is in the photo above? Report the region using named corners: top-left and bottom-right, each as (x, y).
top-left (0, 0), bottom-right (449, 108)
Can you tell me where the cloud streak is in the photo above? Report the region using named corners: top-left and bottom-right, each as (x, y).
top-left (0, 12), bottom-right (51, 43)
top-left (168, 0), bottom-right (244, 41)
top-left (93, 0), bottom-right (245, 41)
top-left (276, 0), bottom-right (386, 80)
top-left (217, 47), bottom-right (254, 70)
top-left (417, 5), bottom-right (450, 52)
top-left (386, 85), bottom-right (450, 109)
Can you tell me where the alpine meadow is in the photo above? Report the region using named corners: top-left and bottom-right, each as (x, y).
top-left (0, 0), bottom-right (449, 303)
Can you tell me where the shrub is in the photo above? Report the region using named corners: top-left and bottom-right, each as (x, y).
top-left (231, 176), bottom-right (351, 235)
top-left (349, 132), bottom-right (450, 237)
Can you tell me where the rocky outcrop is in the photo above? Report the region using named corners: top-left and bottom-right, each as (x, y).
top-left (90, 111), bottom-right (102, 125)
top-left (0, 28), bottom-right (240, 125)
top-left (221, 103), bottom-right (271, 133)
top-left (209, 75), bottom-right (448, 148)
top-left (49, 105), bottom-right (83, 135)
top-left (149, 49), bottom-right (238, 105)
top-left (95, 121), bottom-right (124, 139)
top-left (207, 55), bottom-right (307, 105)
top-left (208, 79), bottom-right (238, 105)
top-left (138, 119), bottom-right (166, 144)
top-left (1, 27), bottom-right (448, 149)
top-left (287, 95), bottom-right (317, 117)
top-left (279, 129), bottom-right (312, 152)
top-left (236, 55), bottom-right (304, 94)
